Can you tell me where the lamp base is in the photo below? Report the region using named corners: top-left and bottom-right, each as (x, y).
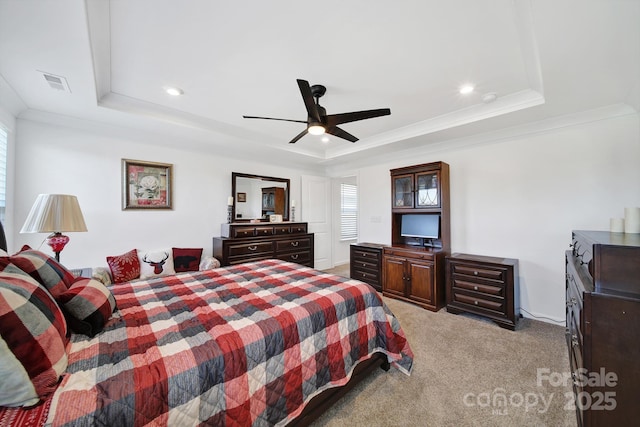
top-left (46, 232), bottom-right (69, 263)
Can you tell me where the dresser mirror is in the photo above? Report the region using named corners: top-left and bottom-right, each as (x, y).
top-left (231, 172), bottom-right (290, 221)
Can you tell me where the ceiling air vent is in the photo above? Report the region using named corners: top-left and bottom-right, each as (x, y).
top-left (40, 71), bottom-right (71, 93)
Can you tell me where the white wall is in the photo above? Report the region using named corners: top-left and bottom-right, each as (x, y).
top-left (12, 118), bottom-right (311, 269)
top-left (351, 112), bottom-right (640, 322)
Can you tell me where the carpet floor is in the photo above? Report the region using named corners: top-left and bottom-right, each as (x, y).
top-left (315, 265), bottom-right (578, 427)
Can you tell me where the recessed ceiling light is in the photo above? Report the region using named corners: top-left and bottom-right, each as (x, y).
top-left (165, 86), bottom-right (184, 96)
top-left (482, 92), bottom-right (498, 103)
top-left (459, 84), bottom-right (474, 95)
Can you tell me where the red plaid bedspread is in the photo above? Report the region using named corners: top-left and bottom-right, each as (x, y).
top-left (12, 260), bottom-right (413, 426)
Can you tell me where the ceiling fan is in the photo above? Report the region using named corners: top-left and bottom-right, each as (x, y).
top-left (243, 79), bottom-right (391, 144)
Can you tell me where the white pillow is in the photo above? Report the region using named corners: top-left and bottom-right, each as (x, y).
top-left (137, 249), bottom-right (175, 279)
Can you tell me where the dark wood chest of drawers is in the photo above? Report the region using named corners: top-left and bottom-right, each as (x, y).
top-left (350, 243), bottom-right (384, 292)
top-left (565, 230), bottom-right (640, 427)
top-left (213, 222), bottom-right (314, 267)
top-left (445, 253), bottom-right (519, 330)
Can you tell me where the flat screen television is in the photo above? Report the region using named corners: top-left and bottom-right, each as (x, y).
top-left (401, 214), bottom-right (439, 240)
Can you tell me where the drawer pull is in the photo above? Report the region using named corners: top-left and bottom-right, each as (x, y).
top-left (291, 254), bottom-right (299, 260)
top-left (473, 271), bottom-right (478, 276)
top-left (473, 286), bottom-right (478, 291)
top-left (362, 263), bottom-right (367, 267)
top-left (247, 245), bottom-right (257, 251)
top-left (474, 300), bottom-right (478, 305)
top-left (291, 241), bottom-right (299, 247)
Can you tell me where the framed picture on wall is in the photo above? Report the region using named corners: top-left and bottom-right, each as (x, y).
top-left (237, 192), bottom-right (246, 202)
top-left (122, 159), bottom-right (173, 210)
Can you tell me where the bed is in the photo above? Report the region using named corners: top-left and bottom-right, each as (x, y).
top-left (0, 223), bottom-right (413, 426)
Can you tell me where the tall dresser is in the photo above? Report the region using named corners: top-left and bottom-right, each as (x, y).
top-left (565, 230), bottom-right (640, 426)
top-left (213, 222), bottom-right (314, 267)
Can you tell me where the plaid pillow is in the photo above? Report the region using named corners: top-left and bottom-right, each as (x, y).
top-left (58, 277), bottom-right (117, 337)
top-left (172, 247), bottom-right (203, 272)
top-left (106, 249), bottom-right (140, 284)
top-left (3, 246), bottom-right (75, 299)
top-left (0, 269), bottom-right (68, 407)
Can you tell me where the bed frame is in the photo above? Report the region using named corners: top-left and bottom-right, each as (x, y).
top-left (289, 352), bottom-right (390, 426)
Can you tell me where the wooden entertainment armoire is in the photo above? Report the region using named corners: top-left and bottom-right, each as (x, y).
top-left (382, 161), bottom-right (450, 311)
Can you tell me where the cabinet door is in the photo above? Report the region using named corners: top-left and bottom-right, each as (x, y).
top-left (392, 174), bottom-right (414, 208)
top-left (407, 259), bottom-right (434, 305)
top-left (383, 255), bottom-right (406, 297)
top-left (416, 171), bottom-right (440, 208)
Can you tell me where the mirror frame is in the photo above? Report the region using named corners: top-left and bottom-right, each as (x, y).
top-left (231, 172), bottom-right (290, 222)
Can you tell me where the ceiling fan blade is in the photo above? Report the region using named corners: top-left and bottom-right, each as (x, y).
top-left (326, 126), bottom-right (358, 143)
top-left (288, 129), bottom-right (308, 144)
top-left (325, 108), bottom-right (391, 127)
top-left (243, 115), bottom-right (307, 124)
top-left (296, 79), bottom-right (321, 123)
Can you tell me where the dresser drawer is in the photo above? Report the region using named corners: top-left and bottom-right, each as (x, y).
top-left (277, 250), bottom-right (311, 264)
top-left (351, 269), bottom-right (380, 287)
top-left (452, 278), bottom-right (504, 297)
top-left (452, 291), bottom-right (505, 313)
top-left (274, 225), bottom-right (292, 235)
top-left (384, 247), bottom-right (434, 261)
top-left (232, 226), bottom-right (257, 238)
top-left (451, 263), bottom-right (505, 282)
top-left (352, 248), bottom-right (381, 263)
top-left (275, 237), bottom-right (312, 252)
top-left (290, 224), bottom-right (308, 234)
top-left (352, 258), bottom-right (379, 273)
top-left (254, 226), bottom-right (274, 236)
top-left (228, 241), bottom-right (274, 257)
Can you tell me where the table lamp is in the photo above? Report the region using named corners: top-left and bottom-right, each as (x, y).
top-left (20, 194), bottom-right (88, 262)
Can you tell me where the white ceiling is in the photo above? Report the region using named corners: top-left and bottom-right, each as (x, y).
top-left (0, 0), bottom-right (638, 168)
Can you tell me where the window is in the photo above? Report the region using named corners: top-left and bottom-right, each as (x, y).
top-left (0, 127), bottom-right (7, 223)
top-left (340, 183), bottom-right (357, 240)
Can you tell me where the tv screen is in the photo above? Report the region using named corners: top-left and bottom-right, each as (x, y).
top-left (401, 214), bottom-right (439, 239)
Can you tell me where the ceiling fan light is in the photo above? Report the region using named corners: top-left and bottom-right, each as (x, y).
top-left (308, 124), bottom-right (325, 135)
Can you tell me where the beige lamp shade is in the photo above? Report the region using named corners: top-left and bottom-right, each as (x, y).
top-left (20, 194), bottom-right (88, 233)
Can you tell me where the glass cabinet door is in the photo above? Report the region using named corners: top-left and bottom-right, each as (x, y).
top-left (416, 171), bottom-right (439, 208)
top-left (393, 174), bottom-right (414, 208)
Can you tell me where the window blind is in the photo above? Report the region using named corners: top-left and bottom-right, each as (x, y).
top-left (340, 183), bottom-right (357, 240)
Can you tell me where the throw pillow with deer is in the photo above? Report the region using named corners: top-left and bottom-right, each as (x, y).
top-left (138, 249), bottom-right (176, 279)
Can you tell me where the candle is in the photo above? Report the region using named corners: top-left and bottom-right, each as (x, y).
top-left (624, 207), bottom-right (640, 233)
top-left (227, 196), bottom-right (234, 206)
top-left (291, 199), bottom-right (296, 208)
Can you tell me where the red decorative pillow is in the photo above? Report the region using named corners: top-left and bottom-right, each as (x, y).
top-left (172, 247), bottom-right (203, 272)
top-left (1, 246), bottom-right (75, 299)
top-left (106, 249), bottom-right (140, 284)
top-left (0, 270), bottom-right (68, 407)
top-left (58, 277), bottom-right (117, 337)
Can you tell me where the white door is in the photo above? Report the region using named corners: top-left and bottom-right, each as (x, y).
top-left (301, 175), bottom-right (332, 270)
